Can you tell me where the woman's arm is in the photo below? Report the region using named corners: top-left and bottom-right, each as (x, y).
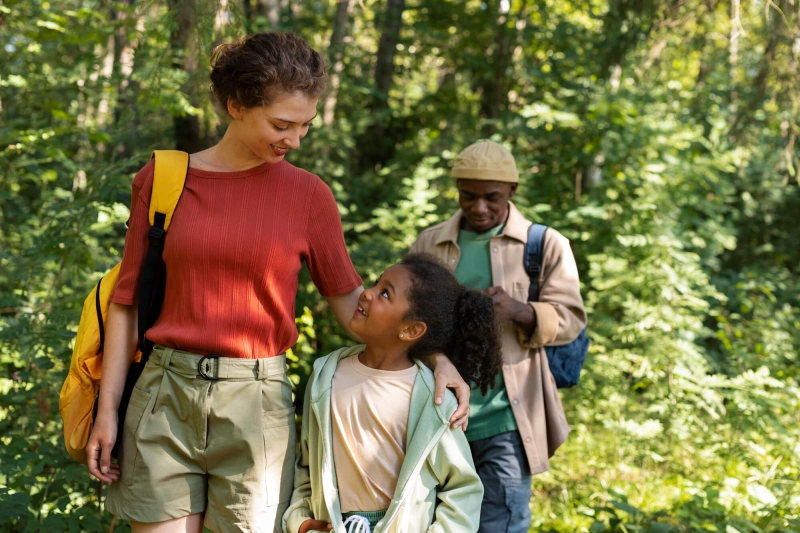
top-left (324, 286), bottom-right (364, 342)
top-left (518, 231), bottom-right (586, 349)
top-left (85, 302), bottom-right (138, 483)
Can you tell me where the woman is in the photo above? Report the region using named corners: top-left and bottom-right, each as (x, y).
top-left (85, 32), bottom-right (469, 533)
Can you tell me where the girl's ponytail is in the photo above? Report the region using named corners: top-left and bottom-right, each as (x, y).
top-left (450, 288), bottom-right (503, 395)
top-left (400, 253), bottom-right (503, 395)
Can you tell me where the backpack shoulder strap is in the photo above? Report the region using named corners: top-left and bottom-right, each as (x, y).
top-left (149, 150), bottom-right (190, 231)
top-left (137, 150), bottom-right (189, 351)
top-left (525, 223), bottom-right (548, 302)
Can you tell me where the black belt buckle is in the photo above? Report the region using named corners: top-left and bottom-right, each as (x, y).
top-left (198, 354), bottom-right (221, 381)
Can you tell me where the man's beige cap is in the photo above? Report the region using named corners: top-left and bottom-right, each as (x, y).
top-left (451, 140), bottom-right (519, 183)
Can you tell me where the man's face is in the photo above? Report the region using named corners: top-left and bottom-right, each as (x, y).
top-left (457, 179), bottom-right (517, 233)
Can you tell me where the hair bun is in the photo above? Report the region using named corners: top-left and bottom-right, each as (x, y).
top-left (210, 41), bottom-right (240, 70)
top-left (208, 31), bottom-right (327, 113)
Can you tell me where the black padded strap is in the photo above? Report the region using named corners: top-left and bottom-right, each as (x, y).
top-left (94, 278), bottom-right (104, 355)
top-left (137, 211), bottom-right (167, 353)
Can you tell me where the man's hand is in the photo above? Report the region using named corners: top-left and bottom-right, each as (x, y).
top-left (299, 519), bottom-right (332, 533)
top-left (430, 353), bottom-right (471, 430)
top-left (485, 286), bottom-right (537, 334)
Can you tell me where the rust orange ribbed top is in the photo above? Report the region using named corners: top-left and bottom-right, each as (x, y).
top-left (111, 158), bottom-right (362, 359)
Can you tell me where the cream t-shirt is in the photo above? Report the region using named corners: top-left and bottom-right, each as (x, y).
top-left (331, 353), bottom-right (418, 512)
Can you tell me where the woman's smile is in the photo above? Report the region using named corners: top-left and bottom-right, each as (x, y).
top-left (271, 144), bottom-right (289, 157)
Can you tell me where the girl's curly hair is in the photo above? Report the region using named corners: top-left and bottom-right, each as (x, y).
top-left (399, 253), bottom-right (503, 395)
top-left (209, 31), bottom-right (327, 113)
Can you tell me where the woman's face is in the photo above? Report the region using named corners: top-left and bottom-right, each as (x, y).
top-left (231, 92), bottom-right (318, 164)
top-left (349, 265), bottom-right (416, 343)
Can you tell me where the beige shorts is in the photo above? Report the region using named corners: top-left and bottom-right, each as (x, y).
top-left (105, 346), bottom-right (296, 533)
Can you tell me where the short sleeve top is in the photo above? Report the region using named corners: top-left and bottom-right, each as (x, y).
top-left (111, 158), bottom-right (362, 359)
top-left (331, 354), bottom-right (418, 512)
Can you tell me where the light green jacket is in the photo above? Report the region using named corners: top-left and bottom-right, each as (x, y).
top-left (283, 345), bottom-right (483, 533)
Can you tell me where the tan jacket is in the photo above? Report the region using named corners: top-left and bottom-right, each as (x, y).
top-left (410, 202), bottom-right (586, 474)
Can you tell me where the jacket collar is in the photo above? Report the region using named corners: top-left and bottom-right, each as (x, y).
top-left (434, 201), bottom-right (530, 246)
top-left (310, 344), bottom-right (363, 402)
top-left (311, 345), bottom-right (453, 425)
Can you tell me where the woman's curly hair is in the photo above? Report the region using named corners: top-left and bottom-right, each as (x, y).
top-left (209, 31), bottom-right (327, 112)
top-left (399, 253), bottom-right (503, 395)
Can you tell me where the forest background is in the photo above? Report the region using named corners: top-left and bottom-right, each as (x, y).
top-left (1, 0), bottom-right (799, 531)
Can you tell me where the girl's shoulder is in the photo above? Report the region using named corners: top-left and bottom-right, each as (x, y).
top-left (412, 361), bottom-right (458, 419)
top-left (312, 351), bottom-right (334, 373)
top-left (412, 359), bottom-right (436, 382)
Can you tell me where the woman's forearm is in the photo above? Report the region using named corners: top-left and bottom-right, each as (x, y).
top-left (324, 286), bottom-right (364, 342)
top-left (96, 302), bottom-right (139, 417)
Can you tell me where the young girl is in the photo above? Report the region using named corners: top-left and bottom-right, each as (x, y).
top-left (283, 253), bottom-right (503, 533)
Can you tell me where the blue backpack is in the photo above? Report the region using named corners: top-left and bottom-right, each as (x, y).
top-left (525, 224), bottom-right (589, 388)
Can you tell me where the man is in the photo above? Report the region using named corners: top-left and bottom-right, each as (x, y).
top-left (410, 140), bottom-right (586, 533)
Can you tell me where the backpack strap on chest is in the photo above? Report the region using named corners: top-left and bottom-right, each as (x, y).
top-left (525, 223), bottom-right (548, 302)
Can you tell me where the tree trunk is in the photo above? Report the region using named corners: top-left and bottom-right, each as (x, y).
top-left (729, 0), bottom-right (742, 104)
top-left (285, 0), bottom-right (302, 29)
top-left (243, 0), bottom-right (253, 32)
top-left (727, 0), bottom-right (786, 138)
top-left (480, 0), bottom-right (527, 136)
top-left (167, 0), bottom-right (204, 153)
top-left (112, 0), bottom-right (139, 156)
top-left (0, 0), bottom-right (5, 126)
top-left (599, 0), bottom-right (661, 78)
top-left (258, 0), bottom-right (280, 30)
top-left (323, 0), bottom-right (351, 127)
top-left (357, 0), bottom-right (405, 172)
top-left (480, 0), bottom-right (510, 136)
top-left (373, 0), bottom-right (405, 107)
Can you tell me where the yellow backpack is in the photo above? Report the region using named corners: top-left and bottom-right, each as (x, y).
top-left (59, 150), bottom-right (189, 463)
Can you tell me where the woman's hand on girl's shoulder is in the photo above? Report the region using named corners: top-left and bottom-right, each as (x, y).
top-left (430, 353), bottom-right (471, 431)
top-left (299, 519), bottom-right (332, 533)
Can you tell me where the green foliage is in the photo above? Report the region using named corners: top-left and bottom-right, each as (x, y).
top-left (1, 0), bottom-right (799, 531)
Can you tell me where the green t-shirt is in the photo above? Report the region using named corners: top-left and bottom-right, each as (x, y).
top-left (454, 224), bottom-right (518, 442)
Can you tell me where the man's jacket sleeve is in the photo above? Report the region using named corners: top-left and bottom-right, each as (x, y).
top-left (518, 231), bottom-right (586, 349)
top-left (409, 236), bottom-right (422, 255)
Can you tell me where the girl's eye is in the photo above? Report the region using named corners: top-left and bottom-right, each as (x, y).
top-left (274, 125), bottom-right (288, 132)
top-left (380, 289), bottom-right (389, 299)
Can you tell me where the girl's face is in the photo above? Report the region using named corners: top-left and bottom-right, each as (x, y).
top-left (230, 91), bottom-right (318, 164)
top-left (349, 265), bottom-right (419, 343)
